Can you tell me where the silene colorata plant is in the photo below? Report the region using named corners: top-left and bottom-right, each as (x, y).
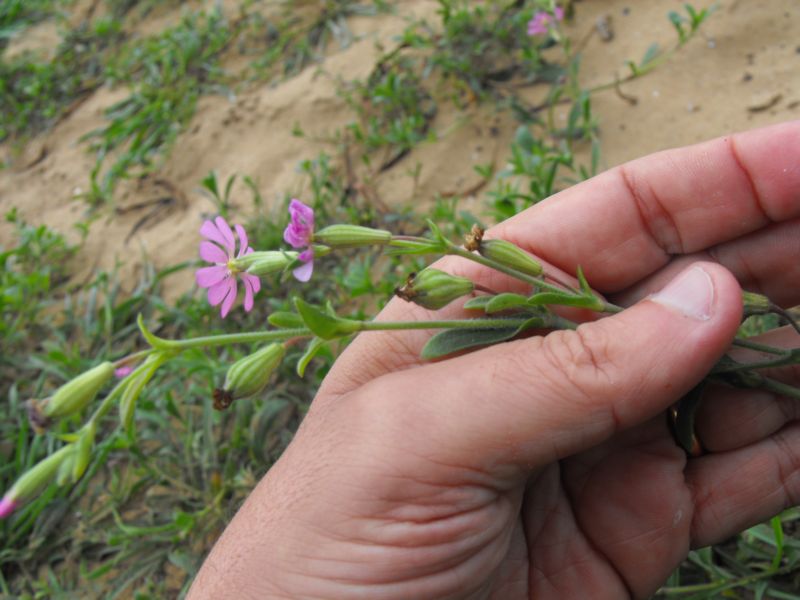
top-left (5, 0), bottom-right (784, 533)
top-left (3, 195), bottom-right (800, 518)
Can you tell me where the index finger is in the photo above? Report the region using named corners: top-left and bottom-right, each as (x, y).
top-left (317, 122), bottom-right (800, 397)
top-left (494, 120), bottom-right (800, 293)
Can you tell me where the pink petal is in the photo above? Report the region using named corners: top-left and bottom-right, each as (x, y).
top-left (0, 496), bottom-right (17, 519)
top-left (114, 366), bottom-right (134, 378)
top-left (214, 216), bottom-right (236, 254)
top-left (200, 219), bottom-right (229, 248)
top-left (208, 279), bottom-right (232, 306)
top-left (292, 260), bottom-right (314, 282)
top-left (242, 276), bottom-right (255, 312)
top-left (200, 241), bottom-right (230, 264)
top-left (220, 279), bottom-right (237, 318)
top-left (242, 273), bottom-right (261, 295)
top-left (289, 199), bottom-right (314, 227)
top-left (554, 6), bottom-right (564, 20)
top-left (196, 265), bottom-right (228, 288)
top-left (284, 225), bottom-right (307, 248)
top-left (235, 224), bottom-right (249, 258)
top-left (298, 248), bottom-right (313, 262)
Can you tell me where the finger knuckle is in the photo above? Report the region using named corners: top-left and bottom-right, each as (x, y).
top-left (540, 325), bottom-right (620, 400)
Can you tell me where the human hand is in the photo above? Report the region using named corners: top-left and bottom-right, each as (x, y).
top-left (189, 121), bottom-right (800, 599)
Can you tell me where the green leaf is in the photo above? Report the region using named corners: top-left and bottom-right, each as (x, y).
top-left (297, 337), bottom-right (327, 377)
top-left (421, 317), bottom-right (542, 360)
top-left (485, 293), bottom-right (530, 314)
top-left (462, 296), bottom-right (493, 310)
top-left (526, 291), bottom-right (598, 310)
top-left (640, 42), bottom-right (660, 67)
top-left (268, 311), bottom-right (305, 329)
top-left (294, 298), bottom-right (360, 340)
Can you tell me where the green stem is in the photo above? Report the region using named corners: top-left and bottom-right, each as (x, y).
top-left (656, 563), bottom-right (797, 596)
top-left (147, 328), bottom-right (309, 351)
top-left (445, 243), bottom-right (623, 314)
top-left (356, 314), bottom-right (575, 332)
top-left (720, 339), bottom-right (800, 372)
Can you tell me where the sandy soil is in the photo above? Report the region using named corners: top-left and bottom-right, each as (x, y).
top-left (0, 0), bottom-right (797, 302)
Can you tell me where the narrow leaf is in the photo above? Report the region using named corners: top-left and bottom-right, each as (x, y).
top-left (297, 338), bottom-right (327, 377)
top-left (486, 293), bottom-right (530, 314)
top-left (421, 317), bottom-right (542, 360)
top-left (294, 298), bottom-right (360, 340)
top-left (268, 311), bottom-right (305, 329)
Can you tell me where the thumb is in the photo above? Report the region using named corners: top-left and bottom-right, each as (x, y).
top-left (375, 262), bottom-right (742, 468)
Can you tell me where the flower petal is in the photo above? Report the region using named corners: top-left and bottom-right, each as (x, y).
top-left (289, 199), bottom-right (314, 227)
top-left (200, 241), bottom-right (230, 264)
top-left (298, 248), bottom-right (313, 262)
top-left (196, 265), bottom-right (228, 288)
top-left (292, 259), bottom-right (314, 282)
top-left (208, 279), bottom-right (231, 306)
top-left (220, 278), bottom-right (237, 318)
top-left (235, 224), bottom-right (249, 258)
top-left (242, 272), bottom-right (261, 295)
top-left (200, 219), bottom-right (229, 248)
top-left (214, 216), bottom-right (236, 254)
top-left (242, 276), bottom-right (255, 312)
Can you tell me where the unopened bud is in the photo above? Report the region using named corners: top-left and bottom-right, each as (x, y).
top-left (42, 362), bottom-right (115, 420)
top-left (312, 225), bottom-right (392, 248)
top-left (214, 343), bottom-right (286, 409)
top-left (479, 239), bottom-right (543, 277)
top-left (395, 268), bottom-right (475, 310)
top-left (0, 444), bottom-right (73, 519)
top-left (742, 291), bottom-right (770, 317)
top-left (238, 251), bottom-right (298, 276)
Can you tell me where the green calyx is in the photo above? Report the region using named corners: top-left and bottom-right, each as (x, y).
top-left (478, 239), bottom-right (543, 277)
top-left (218, 343), bottom-right (286, 407)
top-left (312, 225), bottom-right (392, 248)
top-left (42, 362), bottom-right (115, 420)
top-left (395, 268), bottom-right (475, 310)
top-left (238, 251), bottom-right (298, 276)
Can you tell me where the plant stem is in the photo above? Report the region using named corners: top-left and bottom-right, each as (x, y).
top-left (445, 243), bottom-right (623, 314)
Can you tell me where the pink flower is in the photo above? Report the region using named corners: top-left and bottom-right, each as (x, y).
top-left (114, 365), bottom-right (133, 378)
top-left (0, 495), bottom-right (16, 519)
top-left (196, 216), bottom-right (261, 318)
top-left (283, 199), bottom-right (315, 282)
top-left (527, 6), bottom-right (564, 36)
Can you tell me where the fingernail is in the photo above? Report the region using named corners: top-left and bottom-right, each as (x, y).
top-left (650, 266), bottom-right (714, 321)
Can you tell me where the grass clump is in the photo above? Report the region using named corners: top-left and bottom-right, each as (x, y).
top-left (84, 8), bottom-right (235, 201)
top-left (0, 18), bottom-right (123, 143)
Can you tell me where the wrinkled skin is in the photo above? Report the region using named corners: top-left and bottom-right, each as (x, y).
top-left (190, 121), bottom-right (800, 599)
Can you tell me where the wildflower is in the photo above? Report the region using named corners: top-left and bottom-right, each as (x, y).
top-left (527, 5), bottom-right (564, 36)
top-left (196, 216), bottom-right (261, 318)
top-left (283, 199), bottom-right (315, 282)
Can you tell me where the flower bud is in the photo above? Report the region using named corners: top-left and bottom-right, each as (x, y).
top-left (479, 239), bottom-right (543, 277)
top-left (395, 268), bottom-right (475, 310)
top-left (214, 343), bottom-right (286, 409)
top-left (0, 444), bottom-right (73, 519)
top-left (238, 251), bottom-right (298, 276)
top-left (312, 225), bottom-right (392, 248)
top-left (742, 291), bottom-right (770, 317)
top-left (42, 362), bottom-right (115, 420)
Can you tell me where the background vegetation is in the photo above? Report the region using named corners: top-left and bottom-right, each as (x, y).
top-left (1, 0), bottom-right (798, 597)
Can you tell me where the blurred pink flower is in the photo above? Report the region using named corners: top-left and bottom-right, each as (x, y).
top-left (0, 495), bottom-right (16, 519)
top-left (196, 216), bottom-right (261, 318)
top-left (114, 365), bottom-right (134, 378)
top-left (528, 5), bottom-right (564, 35)
top-left (283, 199), bottom-right (315, 282)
